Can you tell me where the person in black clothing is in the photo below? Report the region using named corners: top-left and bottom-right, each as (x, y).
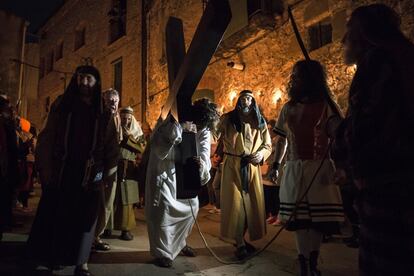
top-left (335, 4), bottom-right (414, 275)
top-left (26, 65), bottom-right (119, 276)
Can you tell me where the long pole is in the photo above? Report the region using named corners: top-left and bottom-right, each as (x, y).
top-left (17, 21), bottom-right (29, 117)
top-left (141, 0), bottom-right (148, 124)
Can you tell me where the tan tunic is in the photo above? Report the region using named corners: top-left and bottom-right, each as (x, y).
top-left (218, 113), bottom-right (272, 241)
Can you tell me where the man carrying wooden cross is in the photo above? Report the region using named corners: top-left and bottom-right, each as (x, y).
top-left (144, 0), bottom-right (231, 268)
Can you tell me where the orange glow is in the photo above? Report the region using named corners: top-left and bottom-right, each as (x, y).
top-left (228, 90), bottom-right (238, 105)
top-left (20, 118), bottom-right (31, 133)
top-left (272, 88), bottom-right (282, 104)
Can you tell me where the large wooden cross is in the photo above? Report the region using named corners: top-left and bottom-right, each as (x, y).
top-left (162, 0), bottom-right (232, 199)
top-left (161, 0), bottom-right (232, 122)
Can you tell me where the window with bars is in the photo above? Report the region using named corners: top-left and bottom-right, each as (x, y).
top-left (55, 41), bottom-right (63, 61)
top-left (112, 58), bottom-right (123, 101)
top-left (108, 0), bottom-right (126, 44)
top-left (74, 27), bottom-right (86, 50)
top-left (308, 18), bottom-right (332, 51)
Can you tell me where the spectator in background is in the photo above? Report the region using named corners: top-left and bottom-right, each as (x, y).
top-left (113, 106), bottom-right (144, 241)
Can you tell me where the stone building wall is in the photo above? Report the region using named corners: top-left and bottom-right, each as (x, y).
top-left (145, 0), bottom-right (414, 128)
top-left (0, 10), bottom-right (27, 107)
top-left (35, 0), bottom-right (142, 126)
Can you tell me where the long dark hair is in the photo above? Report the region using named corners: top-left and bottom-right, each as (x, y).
top-left (192, 98), bottom-right (220, 131)
top-left (287, 60), bottom-right (331, 103)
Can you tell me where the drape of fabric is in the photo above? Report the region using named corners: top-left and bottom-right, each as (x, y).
top-left (276, 101), bottom-right (344, 233)
top-left (279, 159), bottom-right (343, 233)
top-left (114, 202), bottom-right (136, 231)
top-left (122, 116), bottom-right (143, 139)
top-left (114, 114), bottom-right (143, 229)
top-left (218, 112), bottom-right (272, 242)
top-left (358, 177), bottom-right (414, 276)
top-left (27, 66), bottom-right (119, 266)
top-left (145, 117), bottom-right (211, 260)
top-left (95, 113), bottom-right (122, 236)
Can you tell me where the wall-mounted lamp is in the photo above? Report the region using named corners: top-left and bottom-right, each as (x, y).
top-left (272, 88), bottom-right (283, 104)
top-left (227, 61), bottom-right (245, 71)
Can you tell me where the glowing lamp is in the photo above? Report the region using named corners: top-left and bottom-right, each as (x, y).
top-left (228, 90), bottom-right (238, 105)
top-left (272, 88), bottom-right (283, 104)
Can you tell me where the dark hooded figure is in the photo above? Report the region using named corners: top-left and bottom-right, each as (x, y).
top-left (335, 4), bottom-right (414, 276)
top-left (216, 90), bottom-right (272, 260)
top-left (26, 65), bottom-right (119, 276)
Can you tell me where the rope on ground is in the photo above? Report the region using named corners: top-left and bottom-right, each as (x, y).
top-left (188, 140), bottom-right (333, 265)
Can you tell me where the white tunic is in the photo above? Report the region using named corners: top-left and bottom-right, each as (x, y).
top-left (145, 118), bottom-right (211, 260)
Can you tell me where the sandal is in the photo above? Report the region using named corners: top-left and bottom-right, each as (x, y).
top-left (155, 257), bottom-right (173, 268)
top-left (181, 245), bottom-right (197, 257)
top-left (93, 239), bottom-right (111, 251)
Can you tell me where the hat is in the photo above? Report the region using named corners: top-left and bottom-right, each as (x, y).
top-left (119, 106), bottom-right (134, 114)
top-left (239, 90), bottom-right (253, 97)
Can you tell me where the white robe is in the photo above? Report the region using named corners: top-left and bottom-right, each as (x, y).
top-left (145, 118), bottom-right (211, 260)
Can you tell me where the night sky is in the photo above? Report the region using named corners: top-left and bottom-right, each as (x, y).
top-left (1, 0), bottom-right (64, 35)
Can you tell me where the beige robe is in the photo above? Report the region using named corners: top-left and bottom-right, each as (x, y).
top-left (218, 113), bottom-right (272, 241)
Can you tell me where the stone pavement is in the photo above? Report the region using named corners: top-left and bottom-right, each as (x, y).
top-left (0, 189), bottom-right (358, 276)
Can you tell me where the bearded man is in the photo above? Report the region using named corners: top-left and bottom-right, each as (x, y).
top-left (336, 4), bottom-right (414, 275)
top-left (27, 65), bottom-right (119, 276)
top-left (217, 90), bottom-right (272, 260)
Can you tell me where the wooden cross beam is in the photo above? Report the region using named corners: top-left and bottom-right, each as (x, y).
top-left (161, 0), bottom-right (232, 122)
top-left (162, 0), bottom-right (232, 199)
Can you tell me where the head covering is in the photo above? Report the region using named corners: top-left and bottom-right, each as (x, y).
top-left (60, 65), bottom-right (103, 114)
top-left (228, 90), bottom-right (266, 132)
top-left (119, 106), bottom-right (134, 115)
top-left (120, 106), bottom-right (143, 139)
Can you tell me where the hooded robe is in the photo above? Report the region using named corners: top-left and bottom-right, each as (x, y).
top-left (27, 66), bottom-right (119, 266)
